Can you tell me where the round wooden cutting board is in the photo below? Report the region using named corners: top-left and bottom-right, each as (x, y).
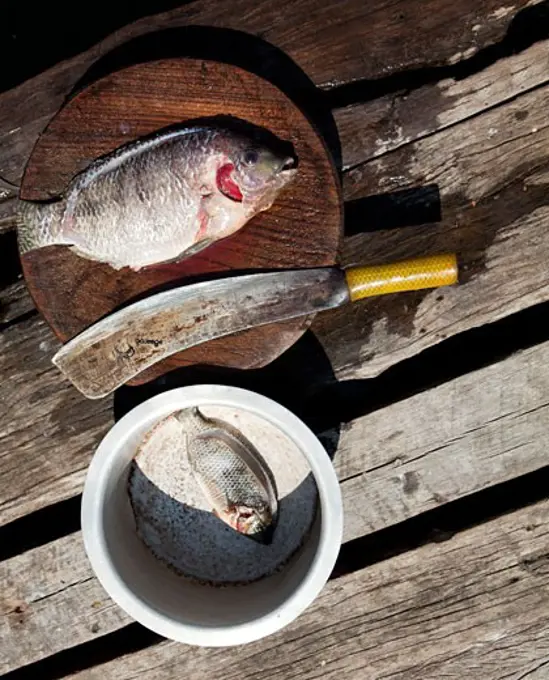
top-left (19, 58), bottom-right (342, 385)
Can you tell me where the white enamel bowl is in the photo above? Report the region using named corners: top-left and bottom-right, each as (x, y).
top-left (81, 384), bottom-right (343, 646)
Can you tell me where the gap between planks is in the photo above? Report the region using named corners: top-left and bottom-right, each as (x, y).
top-left (3, 72), bottom-right (549, 525)
top-left (72, 495), bottom-right (549, 680)
top-left (0, 0), bottom-right (536, 183)
top-left (2, 337), bottom-right (549, 673)
top-left (12, 483), bottom-right (549, 679)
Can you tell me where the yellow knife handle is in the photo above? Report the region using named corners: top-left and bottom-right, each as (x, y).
top-left (345, 253), bottom-right (458, 302)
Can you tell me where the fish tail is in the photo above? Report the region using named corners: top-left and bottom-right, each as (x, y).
top-left (189, 406), bottom-right (213, 426)
top-left (16, 199), bottom-right (66, 253)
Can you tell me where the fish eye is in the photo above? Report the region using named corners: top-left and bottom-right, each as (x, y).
top-left (243, 149), bottom-right (259, 165)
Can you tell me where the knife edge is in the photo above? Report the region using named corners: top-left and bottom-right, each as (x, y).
top-left (52, 268), bottom-right (348, 399)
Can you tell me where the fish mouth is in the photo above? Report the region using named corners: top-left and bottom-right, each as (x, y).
top-left (277, 156), bottom-right (297, 174)
top-left (247, 524), bottom-right (275, 545)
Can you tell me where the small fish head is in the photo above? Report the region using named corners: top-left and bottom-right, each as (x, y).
top-left (230, 142), bottom-right (297, 210)
top-left (223, 503), bottom-right (275, 544)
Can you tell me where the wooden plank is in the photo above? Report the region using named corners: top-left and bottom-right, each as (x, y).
top-left (2, 339), bottom-right (549, 670)
top-left (314, 81), bottom-right (549, 380)
top-left (0, 0), bottom-right (536, 184)
top-left (3, 70), bottom-right (549, 523)
top-left (69, 496), bottom-right (549, 679)
top-left (0, 317), bottom-right (112, 526)
top-left (0, 534), bottom-right (131, 676)
top-left (336, 38), bottom-right (549, 169)
top-left (339, 341), bottom-right (549, 540)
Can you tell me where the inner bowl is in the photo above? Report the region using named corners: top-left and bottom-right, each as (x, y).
top-left (81, 385), bottom-right (343, 646)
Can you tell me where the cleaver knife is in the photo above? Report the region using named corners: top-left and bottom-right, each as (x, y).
top-left (52, 253), bottom-right (458, 399)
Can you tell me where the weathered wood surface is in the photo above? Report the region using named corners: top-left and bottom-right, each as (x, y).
top-left (0, 0), bottom-right (539, 188)
top-left (336, 38), bottom-right (549, 169)
top-left (1, 534), bottom-right (131, 673)
top-left (66, 496), bottom-right (549, 679)
top-left (3, 87), bottom-right (549, 524)
top-left (1, 3), bottom-right (549, 678)
top-left (0, 316), bottom-right (112, 526)
top-left (0, 279), bottom-right (33, 325)
top-left (3, 338), bottom-right (549, 670)
top-left (316, 79), bottom-right (549, 380)
top-left (20, 58), bottom-right (342, 381)
top-left (339, 340), bottom-right (549, 539)
top-left (2, 39), bottom-right (549, 524)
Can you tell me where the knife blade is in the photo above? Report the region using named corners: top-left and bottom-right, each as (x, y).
top-left (52, 253), bottom-right (458, 399)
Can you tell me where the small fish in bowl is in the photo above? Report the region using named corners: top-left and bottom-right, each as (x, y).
top-left (177, 407), bottom-right (278, 544)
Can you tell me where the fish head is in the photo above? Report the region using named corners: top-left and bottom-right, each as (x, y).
top-left (218, 138), bottom-right (297, 212)
top-left (222, 503), bottom-right (275, 544)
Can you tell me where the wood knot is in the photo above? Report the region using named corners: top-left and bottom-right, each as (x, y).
top-left (2, 598), bottom-right (30, 626)
top-left (402, 470), bottom-right (419, 495)
top-left (520, 552), bottom-right (549, 576)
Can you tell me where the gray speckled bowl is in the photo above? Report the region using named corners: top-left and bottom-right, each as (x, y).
top-left (81, 385), bottom-right (343, 647)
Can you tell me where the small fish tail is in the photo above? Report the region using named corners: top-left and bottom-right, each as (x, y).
top-left (189, 406), bottom-right (214, 426)
top-left (16, 200), bottom-right (65, 253)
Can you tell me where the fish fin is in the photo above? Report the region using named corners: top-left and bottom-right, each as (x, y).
top-left (17, 200), bottom-right (65, 253)
top-left (68, 126), bottom-right (210, 194)
top-left (178, 238), bottom-right (214, 258)
top-left (175, 406), bottom-right (210, 427)
top-left (191, 406), bottom-right (212, 424)
top-left (69, 246), bottom-right (97, 261)
top-left (143, 238), bottom-right (214, 268)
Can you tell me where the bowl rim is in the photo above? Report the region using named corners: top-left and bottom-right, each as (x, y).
top-left (81, 384), bottom-right (343, 647)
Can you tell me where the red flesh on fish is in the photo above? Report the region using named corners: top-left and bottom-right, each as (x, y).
top-left (216, 163), bottom-right (243, 202)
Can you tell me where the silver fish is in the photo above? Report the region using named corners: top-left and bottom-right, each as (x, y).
top-left (177, 407), bottom-right (278, 544)
top-left (16, 124), bottom-right (297, 271)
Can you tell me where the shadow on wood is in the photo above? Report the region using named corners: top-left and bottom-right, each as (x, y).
top-left (0, 1), bottom-right (195, 94)
top-left (0, 230), bottom-right (21, 287)
top-left (326, 0), bottom-right (549, 110)
top-left (113, 330), bottom-right (341, 458)
top-left (344, 184), bottom-right (441, 236)
top-left (74, 25), bottom-right (341, 169)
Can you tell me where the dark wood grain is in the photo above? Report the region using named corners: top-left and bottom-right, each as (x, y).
top-left (19, 58), bottom-right (342, 384)
top-left (72, 497), bottom-right (549, 680)
top-left (0, 1), bottom-right (538, 185)
top-left (4, 66), bottom-right (549, 527)
top-left (3, 338), bottom-right (549, 669)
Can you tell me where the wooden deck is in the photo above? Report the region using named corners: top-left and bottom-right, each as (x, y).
top-left (2, 1), bottom-right (549, 677)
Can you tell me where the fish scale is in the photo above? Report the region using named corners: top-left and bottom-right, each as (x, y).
top-left (15, 123), bottom-right (296, 270)
top-left (176, 407), bottom-right (278, 543)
